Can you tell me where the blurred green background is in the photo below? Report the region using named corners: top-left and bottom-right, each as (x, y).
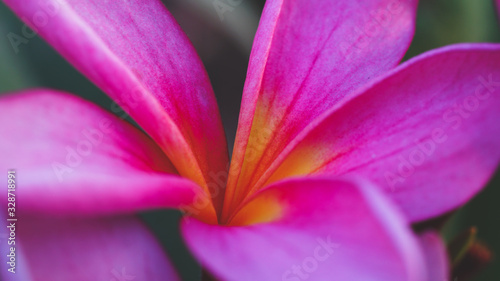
top-left (0, 0), bottom-right (499, 280)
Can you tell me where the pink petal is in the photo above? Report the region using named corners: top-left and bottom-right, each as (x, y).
top-left (1, 214), bottom-right (180, 281)
top-left (3, 0), bottom-right (229, 213)
top-left (224, 0), bottom-right (418, 218)
top-left (260, 44), bottom-right (500, 222)
top-left (0, 89), bottom-right (199, 216)
top-left (419, 232), bottom-right (450, 281)
top-left (183, 177), bottom-right (429, 281)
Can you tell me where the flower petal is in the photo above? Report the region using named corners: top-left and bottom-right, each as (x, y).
top-left (183, 177), bottom-right (428, 281)
top-left (258, 44), bottom-right (500, 222)
top-left (1, 214), bottom-right (180, 281)
top-left (3, 0), bottom-right (228, 213)
top-left (224, 0), bottom-right (418, 218)
top-left (419, 232), bottom-right (450, 281)
top-left (0, 89), bottom-right (199, 216)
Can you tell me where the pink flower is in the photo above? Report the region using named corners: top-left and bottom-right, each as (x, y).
top-left (1, 0), bottom-right (499, 280)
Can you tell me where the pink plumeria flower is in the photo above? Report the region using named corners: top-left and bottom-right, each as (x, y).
top-left (1, 0), bottom-right (499, 280)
